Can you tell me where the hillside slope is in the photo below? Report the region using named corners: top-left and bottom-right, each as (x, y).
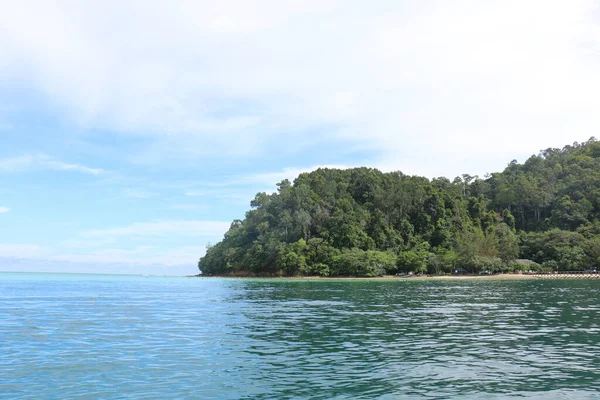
top-left (199, 138), bottom-right (600, 276)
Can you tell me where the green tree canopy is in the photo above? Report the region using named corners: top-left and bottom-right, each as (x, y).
top-left (199, 138), bottom-right (600, 276)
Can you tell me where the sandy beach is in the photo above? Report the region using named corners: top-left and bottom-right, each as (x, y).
top-left (196, 274), bottom-right (538, 281)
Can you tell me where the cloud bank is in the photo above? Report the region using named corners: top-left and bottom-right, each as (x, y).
top-left (0, 154), bottom-right (104, 175)
top-left (1, 0), bottom-right (599, 177)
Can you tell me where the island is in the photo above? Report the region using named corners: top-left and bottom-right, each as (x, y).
top-left (199, 138), bottom-right (600, 277)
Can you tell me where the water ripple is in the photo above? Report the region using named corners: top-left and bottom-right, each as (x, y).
top-left (1, 274), bottom-right (600, 399)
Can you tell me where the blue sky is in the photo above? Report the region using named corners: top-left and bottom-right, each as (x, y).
top-left (1, 0), bottom-right (600, 275)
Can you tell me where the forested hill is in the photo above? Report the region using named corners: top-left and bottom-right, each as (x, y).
top-left (199, 138), bottom-right (600, 277)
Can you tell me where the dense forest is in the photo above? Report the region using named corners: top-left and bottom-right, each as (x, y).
top-left (199, 138), bottom-right (600, 277)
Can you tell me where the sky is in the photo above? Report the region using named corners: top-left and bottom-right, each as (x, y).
top-left (1, 0), bottom-right (600, 275)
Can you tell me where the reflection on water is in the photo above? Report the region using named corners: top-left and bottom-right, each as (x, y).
top-left (1, 273), bottom-right (599, 399)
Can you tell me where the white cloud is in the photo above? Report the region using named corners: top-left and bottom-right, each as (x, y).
top-left (183, 188), bottom-right (262, 206)
top-left (0, 232), bottom-right (217, 274)
top-left (181, 165), bottom-right (353, 194)
top-left (122, 188), bottom-right (154, 199)
top-left (57, 221), bottom-right (230, 270)
top-left (0, 153), bottom-right (104, 175)
top-left (170, 203), bottom-right (209, 211)
top-left (237, 164), bottom-right (353, 187)
top-left (81, 220), bottom-right (230, 238)
top-left (0, 1), bottom-right (599, 176)
top-left (0, 239), bottom-right (205, 274)
top-left (53, 245), bottom-right (208, 268)
top-left (44, 159), bottom-right (104, 175)
top-left (0, 155), bottom-right (37, 172)
top-left (0, 207), bottom-right (9, 213)
top-left (0, 244), bottom-right (45, 257)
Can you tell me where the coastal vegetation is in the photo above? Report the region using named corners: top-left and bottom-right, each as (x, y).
top-left (199, 138), bottom-right (600, 277)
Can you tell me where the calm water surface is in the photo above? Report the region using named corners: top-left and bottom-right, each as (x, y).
top-left (1, 273), bottom-right (599, 399)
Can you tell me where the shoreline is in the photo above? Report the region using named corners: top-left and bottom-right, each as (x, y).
top-left (191, 273), bottom-right (538, 281)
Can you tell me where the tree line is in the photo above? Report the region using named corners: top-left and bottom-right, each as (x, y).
top-left (199, 138), bottom-right (600, 276)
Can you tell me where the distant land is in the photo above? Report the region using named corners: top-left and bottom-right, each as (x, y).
top-left (199, 138), bottom-right (600, 277)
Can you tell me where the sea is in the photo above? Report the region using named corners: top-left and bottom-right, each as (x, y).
top-left (1, 272), bottom-right (599, 399)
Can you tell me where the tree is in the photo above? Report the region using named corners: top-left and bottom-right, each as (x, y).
top-left (396, 242), bottom-right (430, 274)
top-left (496, 223), bottom-right (519, 264)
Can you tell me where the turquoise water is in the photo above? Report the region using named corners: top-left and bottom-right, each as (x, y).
top-left (1, 273), bottom-right (600, 399)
